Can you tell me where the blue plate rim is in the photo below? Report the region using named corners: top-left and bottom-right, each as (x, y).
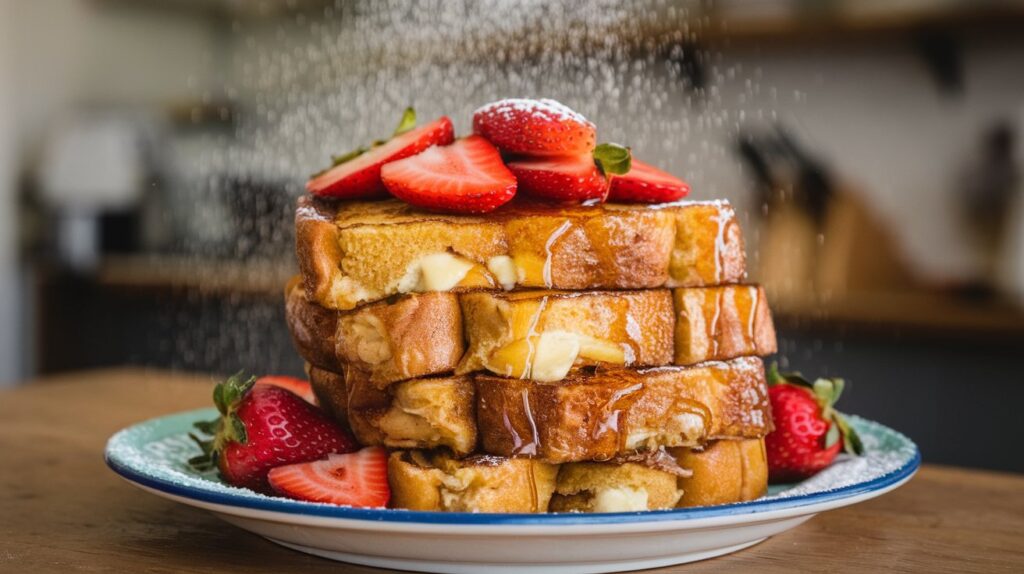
top-left (105, 409), bottom-right (920, 526)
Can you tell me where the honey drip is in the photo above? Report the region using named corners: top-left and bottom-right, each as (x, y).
top-left (542, 220), bottom-right (573, 288)
top-left (514, 387), bottom-right (539, 456)
top-left (526, 462), bottom-right (538, 512)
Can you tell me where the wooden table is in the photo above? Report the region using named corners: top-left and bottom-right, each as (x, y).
top-left (2, 369), bottom-right (1022, 573)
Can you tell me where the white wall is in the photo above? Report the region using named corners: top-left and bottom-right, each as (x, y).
top-left (0, 0), bottom-right (21, 385)
top-left (0, 0), bottom-right (220, 383)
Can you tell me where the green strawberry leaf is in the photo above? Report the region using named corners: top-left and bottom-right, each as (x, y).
top-left (315, 106), bottom-right (416, 178)
top-left (192, 419), bottom-right (219, 436)
top-left (812, 378), bottom-right (835, 405)
top-left (834, 413), bottom-right (864, 455)
top-left (824, 421), bottom-right (841, 448)
top-left (767, 362), bottom-right (813, 388)
top-left (393, 107), bottom-right (416, 135)
top-left (593, 143), bottom-right (632, 177)
top-left (229, 413), bottom-right (248, 445)
top-left (212, 384), bottom-right (227, 415)
top-left (329, 147), bottom-right (367, 167)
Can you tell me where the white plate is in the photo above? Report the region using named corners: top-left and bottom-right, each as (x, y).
top-left (106, 408), bottom-right (919, 573)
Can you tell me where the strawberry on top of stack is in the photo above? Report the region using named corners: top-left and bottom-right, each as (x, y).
top-left (306, 98), bottom-right (689, 211)
top-left (190, 98), bottom-right (860, 511)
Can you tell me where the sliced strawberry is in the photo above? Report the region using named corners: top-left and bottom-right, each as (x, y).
top-left (608, 160), bottom-right (690, 203)
top-left (473, 98), bottom-right (596, 157)
top-left (307, 116), bottom-right (454, 199)
top-left (507, 143), bottom-right (632, 202)
top-left (381, 135), bottom-right (517, 213)
top-left (507, 155), bottom-right (608, 202)
top-left (255, 375), bottom-right (316, 406)
top-left (268, 447), bottom-right (390, 508)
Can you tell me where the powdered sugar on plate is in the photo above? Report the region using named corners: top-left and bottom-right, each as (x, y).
top-left (106, 408), bottom-right (917, 513)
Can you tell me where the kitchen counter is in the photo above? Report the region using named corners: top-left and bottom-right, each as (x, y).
top-left (1, 368), bottom-right (1022, 573)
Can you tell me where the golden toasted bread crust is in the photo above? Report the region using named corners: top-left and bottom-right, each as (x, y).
top-left (550, 462), bottom-right (683, 512)
top-left (475, 357), bottom-right (772, 463)
top-left (296, 197), bottom-right (742, 310)
top-left (307, 366), bottom-right (477, 456)
top-left (457, 290), bottom-right (675, 380)
top-left (672, 438), bottom-right (768, 507)
top-left (292, 279), bottom-right (776, 384)
top-left (673, 285), bottom-right (777, 365)
top-left (667, 200), bottom-right (746, 288)
top-left (387, 451), bottom-right (558, 512)
top-left (286, 279), bottom-right (463, 386)
top-left (286, 276), bottom-right (343, 373)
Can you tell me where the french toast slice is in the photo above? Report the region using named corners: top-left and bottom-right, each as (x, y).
top-left (550, 461), bottom-right (683, 512)
top-left (307, 366), bottom-right (477, 457)
top-left (296, 197), bottom-right (744, 310)
top-left (388, 450), bottom-right (558, 512)
top-left (286, 279), bottom-right (463, 387)
top-left (457, 290), bottom-right (675, 382)
top-left (672, 438), bottom-right (768, 507)
top-left (475, 357), bottom-right (772, 463)
top-left (673, 285), bottom-right (777, 365)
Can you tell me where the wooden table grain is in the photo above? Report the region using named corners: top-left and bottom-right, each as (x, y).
top-left (2, 368), bottom-right (1022, 573)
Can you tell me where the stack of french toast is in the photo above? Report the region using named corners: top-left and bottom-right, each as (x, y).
top-left (284, 99), bottom-right (777, 513)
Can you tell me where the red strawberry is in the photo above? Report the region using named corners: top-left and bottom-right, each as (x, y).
top-left (764, 364), bottom-right (863, 483)
top-left (307, 111), bottom-right (454, 199)
top-left (255, 375), bottom-right (317, 406)
top-left (507, 143), bottom-right (632, 202)
top-left (189, 372), bottom-right (357, 493)
top-left (473, 98), bottom-right (596, 157)
top-left (608, 159), bottom-right (690, 203)
top-left (381, 135), bottom-right (517, 213)
top-left (268, 448), bottom-right (390, 508)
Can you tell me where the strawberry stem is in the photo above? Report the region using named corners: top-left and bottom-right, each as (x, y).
top-left (593, 143), bottom-right (632, 177)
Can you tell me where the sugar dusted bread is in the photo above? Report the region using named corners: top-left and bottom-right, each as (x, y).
top-left (296, 196), bottom-right (744, 311)
top-left (457, 290), bottom-right (675, 382)
top-left (673, 438), bottom-right (768, 507)
top-left (673, 285), bottom-right (777, 365)
top-left (307, 367), bottom-right (477, 456)
top-left (290, 280), bottom-right (776, 386)
top-left (388, 450), bottom-right (558, 512)
top-left (286, 279), bottom-right (463, 387)
top-left (475, 357), bottom-right (772, 463)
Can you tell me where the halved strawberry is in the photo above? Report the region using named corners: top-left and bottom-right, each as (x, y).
top-left (268, 447), bottom-right (390, 508)
top-left (189, 372), bottom-right (356, 493)
top-left (473, 98), bottom-right (596, 157)
top-left (255, 375), bottom-right (316, 406)
top-left (507, 143), bottom-right (632, 202)
top-left (307, 113), bottom-right (454, 199)
top-left (608, 159), bottom-right (690, 203)
top-left (380, 135), bottom-right (517, 213)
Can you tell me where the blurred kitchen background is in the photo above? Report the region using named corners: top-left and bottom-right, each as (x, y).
top-left (1, 0), bottom-right (1022, 472)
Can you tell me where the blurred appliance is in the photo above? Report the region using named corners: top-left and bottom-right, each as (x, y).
top-left (736, 126), bottom-right (917, 304)
top-left (37, 113), bottom-right (151, 271)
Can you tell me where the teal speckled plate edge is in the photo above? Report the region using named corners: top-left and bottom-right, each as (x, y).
top-left (105, 408), bottom-right (919, 526)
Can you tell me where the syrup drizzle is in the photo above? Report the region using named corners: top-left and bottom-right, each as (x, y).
top-left (516, 387), bottom-right (539, 456)
top-left (519, 296), bottom-right (549, 380)
top-left (745, 286), bottom-right (759, 343)
top-left (709, 206), bottom-right (731, 283)
top-left (542, 220), bottom-right (573, 288)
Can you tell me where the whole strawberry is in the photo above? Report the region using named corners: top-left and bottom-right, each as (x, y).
top-left (764, 364), bottom-right (863, 483)
top-left (189, 372), bottom-right (356, 493)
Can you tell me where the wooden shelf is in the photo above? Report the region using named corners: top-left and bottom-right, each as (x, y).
top-left (772, 290), bottom-right (1024, 341)
top-left (95, 255), bottom-right (294, 297)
